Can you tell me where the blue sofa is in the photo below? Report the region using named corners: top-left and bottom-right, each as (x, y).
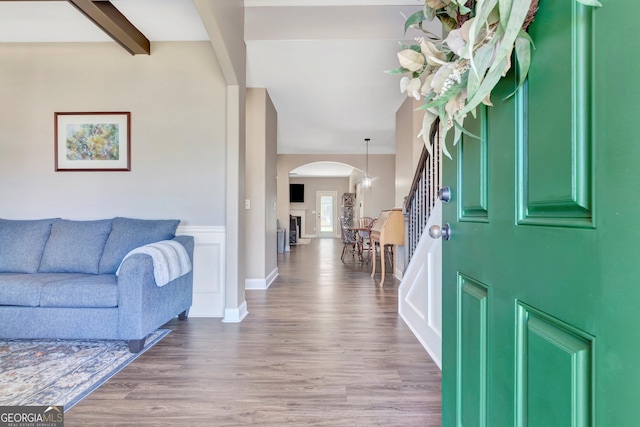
top-left (0, 217), bottom-right (194, 352)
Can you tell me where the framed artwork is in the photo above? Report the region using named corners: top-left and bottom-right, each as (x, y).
top-left (54, 112), bottom-right (131, 171)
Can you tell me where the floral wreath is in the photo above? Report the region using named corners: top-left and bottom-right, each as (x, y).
top-left (389, 0), bottom-right (602, 158)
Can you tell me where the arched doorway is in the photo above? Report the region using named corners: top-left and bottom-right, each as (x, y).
top-left (285, 161), bottom-right (363, 247)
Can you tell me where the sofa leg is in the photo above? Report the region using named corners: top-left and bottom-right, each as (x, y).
top-left (127, 337), bottom-right (146, 353)
top-left (178, 309), bottom-right (189, 320)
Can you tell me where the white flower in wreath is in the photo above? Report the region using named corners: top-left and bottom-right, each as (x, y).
top-left (421, 73), bottom-right (435, 97)
top-left (400, 76), bottom-right (423, 100)
top-left (444, 29), bottom-right (469, 59)
top-left (431, 62), bottom-right (457, 96)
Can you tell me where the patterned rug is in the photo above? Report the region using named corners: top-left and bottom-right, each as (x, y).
top-left (0, 329), bottom-right (169, 412)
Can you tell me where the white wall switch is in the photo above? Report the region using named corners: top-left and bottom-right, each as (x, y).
top-left (245, 199), bottom-right (250, 209)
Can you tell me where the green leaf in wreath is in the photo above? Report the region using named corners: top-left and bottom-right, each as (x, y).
top-left (516, 27), bottom-right (536, 49)
top-left (453, 116), bottom-right (481, 141)
top-left (458, 56), bottom-right (508, 117)
top-left (466, 0), bottom-right (499, 83)
top-left (499, 0), bottom-right (513, 30)
top-left (494, 0), bottom-right (533, 67)
top-left (417, 108), bottom-right (438, 158)
top-left (467, 44), bottom-right (495, 103)
top-left (505, 34), bottom-right (532, 98)
top-left (458, 3), bottom-right (472, 15)
top-left (437, 14), bottom-right (458, 33)
top-left (384, 66), bottom-right (410, 75)
top-left (405, 10), bottom-right (427, 34)
top-left (424, 84), bottom-right (464, 110)
top-left (462, 0), bottom-right (531, 116)
top-left (468, 0), bottom-right (499, 47)
top-left (414, 92), bottom-right (437, 110)
top-left (439, 104), bottom-right (453, 159)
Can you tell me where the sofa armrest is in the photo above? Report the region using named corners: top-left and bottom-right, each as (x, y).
top-left (116, 236), bottom-right (194, 339)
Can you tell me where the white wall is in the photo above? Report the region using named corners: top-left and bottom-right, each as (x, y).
top-left (395, 97), bottom-right (429, 278)
top-left (245, 88), bottom-right (278, 289)
top-left (195, 0), bottom-right (247, 321)
top-left (0, 42), bottom-right (226, 225)
top-left (264, 90), bottom-right (278, 281)
top-left (395, 96), bottom-right (425, 207)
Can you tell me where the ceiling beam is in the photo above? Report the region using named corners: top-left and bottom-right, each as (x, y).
top-left (66, 0), bottom-right (150, 55)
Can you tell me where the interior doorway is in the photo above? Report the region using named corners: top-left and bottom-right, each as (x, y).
top-left (316, 191), bottom-right (337, 238)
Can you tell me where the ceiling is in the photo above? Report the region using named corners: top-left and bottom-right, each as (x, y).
top-left (0, 0), bottom-right (439, 160)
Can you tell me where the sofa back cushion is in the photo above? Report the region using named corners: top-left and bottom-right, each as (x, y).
top-left (39, 219), bottom-right (113, 274)
top-left (98, 217), bottom-right (180, 274)
top-left (0, 218), bottom-right (57, 273)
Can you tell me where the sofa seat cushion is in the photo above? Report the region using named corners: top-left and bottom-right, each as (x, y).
top-left (99, 217), bottom-right (180, 274)
top-left (39, 219), bottom-right (113, 274)
top-left (39, 274), bottom-right (118, 308)
top-left (0, 273), bottom-right (87, 307)
top-left (0, 219), bottom-right (57, 273)
top-left (0, 273), bottom-right (118, 308)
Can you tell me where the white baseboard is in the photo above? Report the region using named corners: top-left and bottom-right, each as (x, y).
top-left (244, 267), bottom-right (278, 291)
top-left (266, 267), bottom-right (278, 288)
top-left (245, 278), bottom-right (265, 290)
top-left (246, 267), bottom-right (279, 290)
top-left (222, 300), bottom-right (249, 323)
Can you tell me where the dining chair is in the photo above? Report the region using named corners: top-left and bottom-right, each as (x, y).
top-left (340, 219), bottom-right (360, 262)
top-left (357, 217), bottom-right (376, 263)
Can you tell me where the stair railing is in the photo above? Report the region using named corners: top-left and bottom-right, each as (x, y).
top-left (403, 130), bottom-right (441, 265)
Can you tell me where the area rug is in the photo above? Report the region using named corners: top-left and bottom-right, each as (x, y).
top-left (0, 329), bottom-right (169, 411)
top-left (294, 238), bottom-right (311, 245)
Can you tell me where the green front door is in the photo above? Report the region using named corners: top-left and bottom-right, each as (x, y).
top-left (442, 1), bottom-right (640, 425)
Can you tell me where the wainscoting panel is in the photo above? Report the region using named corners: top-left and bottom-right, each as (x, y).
top-left (398, 201), bottom-right (442, 369)
top-left (177, 225), bottom-right (226, 317)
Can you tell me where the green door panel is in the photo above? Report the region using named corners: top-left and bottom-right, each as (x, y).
top-left (459, 106), bottom-right (489, 222)
top-left (517, 0), bottom-right (594, 227)
top-left (441, 0), bottom-right (639, 425)
top-left (515, 303), bottom-right (594, 427)
top-left (457, 274), bottom-right (488, 427)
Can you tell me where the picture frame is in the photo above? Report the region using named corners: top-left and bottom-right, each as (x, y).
top-left (54, 112), bottom-right (131, 171)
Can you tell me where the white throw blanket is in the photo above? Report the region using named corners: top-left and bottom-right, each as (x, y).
top-left (116, 240), bottom-right (192, 287)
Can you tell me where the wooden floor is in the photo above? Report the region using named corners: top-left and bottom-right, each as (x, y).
top-left (67, 238), bottom-right (442, 426)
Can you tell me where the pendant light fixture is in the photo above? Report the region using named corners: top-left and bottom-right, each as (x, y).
top-left (362, 138), bottom-right (372, 189)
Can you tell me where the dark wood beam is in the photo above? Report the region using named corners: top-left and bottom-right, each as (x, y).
top-left (67, 0), bottom-right (150, 55)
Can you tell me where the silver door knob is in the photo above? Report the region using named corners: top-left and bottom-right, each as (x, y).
top-left (429, 223), bottom-right (451, 240)
top-left (438, 186), bottom-right (451, 203)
